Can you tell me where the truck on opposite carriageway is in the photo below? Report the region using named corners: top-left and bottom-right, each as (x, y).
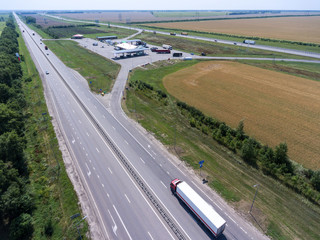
top-left (243, 39), bottom-right (256, 45)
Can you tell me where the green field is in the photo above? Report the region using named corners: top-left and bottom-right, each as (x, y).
top-left (152, 11), bottom-right (228, 18)
top-left (240, 60), bottom-right (320, 82)
top-left (44, 40), bottom-right (120, 93)
top-left (17, 24), bottom-right (89, 239)
top-left (136, 31), bottom-right (316, 59)
top-left (124, 60), bottom-right (320, 240)
top-left (84, 25), bottom-right (137, 39)
top-left (138, 25), bottom-right (320, 54)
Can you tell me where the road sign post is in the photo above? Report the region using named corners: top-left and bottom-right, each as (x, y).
top-left (199, 160), bottom-right (204, 176)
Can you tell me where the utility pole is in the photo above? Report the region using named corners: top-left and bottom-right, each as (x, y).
top-left (250, 184), bottom-right (259, 213)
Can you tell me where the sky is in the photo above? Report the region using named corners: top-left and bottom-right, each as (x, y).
top-left (1, 0), bottom-right (320, 10)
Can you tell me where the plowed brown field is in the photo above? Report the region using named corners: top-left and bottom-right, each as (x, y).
top-left (163, 61), bottom-right (320, 169)
top-left (149, 16), bottom-right (320, 44)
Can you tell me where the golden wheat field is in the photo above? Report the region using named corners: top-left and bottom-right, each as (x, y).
top-left (163, 61), bottom-right (320, 169)
top-left (149, 16), bottom-right (320, 43)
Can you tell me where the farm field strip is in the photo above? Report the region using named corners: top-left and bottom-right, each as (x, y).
top-left (148, 16), bottom-right (320, 44)
top-left (163, 61), bottom-right (320, 169)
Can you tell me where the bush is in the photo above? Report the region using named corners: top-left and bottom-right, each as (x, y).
top-left (9, 213), bottom-right (33, 240)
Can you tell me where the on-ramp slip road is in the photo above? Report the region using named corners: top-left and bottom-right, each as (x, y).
top-left (16, 13), bottom-right (277, 240)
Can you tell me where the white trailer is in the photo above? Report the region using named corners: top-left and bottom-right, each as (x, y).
top-left (170, 179), bottom-right (226, 237)
top-left (243, 39), bottom-right (256, 45)
top-left (162, 44), bottom-right (172, 50)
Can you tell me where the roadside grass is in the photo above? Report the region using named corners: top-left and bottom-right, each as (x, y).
top-left (18, 24), bottom-right (89, 239)
top-left (43, 40), bottom-right (120, 93)
top-left (124, 60), bottom-right (320, 240)
top-left (136, 32), bottom-right (316, 59)
top-left (239, 60), bottom-right (320, 82)
top-left (137, 25), bottom-right (320, 54)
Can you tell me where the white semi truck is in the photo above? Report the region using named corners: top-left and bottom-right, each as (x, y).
top-left (243, 39), bottom-right (256, 45)
top-left (162, 44), bottom-right (172, 50)
top-left (170, 178), bottom-right (226, 237)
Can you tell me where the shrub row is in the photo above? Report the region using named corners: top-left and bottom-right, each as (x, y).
top-left (129, 80), bottom-right (167, 99)
top-left (176, 100), bottom-right (320, 204)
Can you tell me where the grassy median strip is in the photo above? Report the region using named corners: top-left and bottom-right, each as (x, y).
top-left (44, 40), bottom-right (120, 93)
top-left (124, 60), bottom-right (320, 240)
top-left (18, 26), bottom-right (89, 239)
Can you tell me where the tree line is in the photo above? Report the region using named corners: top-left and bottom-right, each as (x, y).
top-left (129, 78), bottom-right (320, 205)
top-left (0, 15), bottom-right (34, 240)
top-left (176, 101), bottom-right (320, 204)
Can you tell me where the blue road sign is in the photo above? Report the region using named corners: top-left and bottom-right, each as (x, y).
top-left (199, 160), bottom-right (204, 168)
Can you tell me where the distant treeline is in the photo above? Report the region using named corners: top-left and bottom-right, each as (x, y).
top-left (130, 79), bottom-right (320, 205)
top-left (141, 25), bottom-right (320, 47)
top-left (229, 10), bottom-right (281, 15)
top-left (0, 15), bottom-right (34, 240)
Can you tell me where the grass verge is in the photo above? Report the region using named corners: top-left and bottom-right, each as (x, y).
top-left (136, 32), bottom-right (316, 59)
top-left (43, 40), bottom-right (120, 93)
top-left (18, 24), bottom-right (89, 239)
top-left (124, 60), bottom-right (320, 240)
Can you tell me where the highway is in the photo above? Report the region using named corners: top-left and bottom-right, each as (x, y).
top-left (46, 14), bottom-right (320, 59)
top-left (16, 13), bottom-right (274, 240)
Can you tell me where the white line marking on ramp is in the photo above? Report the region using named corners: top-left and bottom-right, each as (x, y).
top-left (124, 194), bottom-right (131, 203)
top-left (148, 232), bottom-right (154, 240)
top-left (160, 181), bottom-right (167, 189)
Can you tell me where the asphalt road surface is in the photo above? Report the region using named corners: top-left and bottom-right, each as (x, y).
top-left (15, 13), bottom-right (296, 240)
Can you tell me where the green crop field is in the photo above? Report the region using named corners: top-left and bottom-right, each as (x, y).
top-left (44, 40), bottom-right (120, 93)
top-left (124, 60), bottom-right (320, 240)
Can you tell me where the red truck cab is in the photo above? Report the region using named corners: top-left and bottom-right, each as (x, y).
top-left (170, 178), bottom-right (182, 193)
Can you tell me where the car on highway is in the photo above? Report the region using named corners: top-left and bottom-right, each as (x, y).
top-left (45, 71), bottom-right (49, 75)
